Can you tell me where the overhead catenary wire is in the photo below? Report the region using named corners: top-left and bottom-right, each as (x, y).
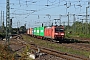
top-left (0, 0), bottom-right (90, 27)
top-left (17, 0), bottom-right (87, 13)
top-left (48, 0), bottom-right (57, 3)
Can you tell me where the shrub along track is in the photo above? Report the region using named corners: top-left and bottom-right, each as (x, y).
top-left (0, 35), bottom-right (28, 60)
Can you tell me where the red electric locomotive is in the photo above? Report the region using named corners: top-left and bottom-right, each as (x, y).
top-left (44, 25), bottom-right (65, 40)
top-left (53, 25), bottom-right (65, 40)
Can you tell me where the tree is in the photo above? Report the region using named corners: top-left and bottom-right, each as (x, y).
top-left (19, 26), bottom-right (26, 34)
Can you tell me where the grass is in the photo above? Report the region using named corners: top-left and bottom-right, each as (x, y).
top-left (66, 33), bottom-right (90, 39)
top-left (22, 35), bottom-right (90, 58)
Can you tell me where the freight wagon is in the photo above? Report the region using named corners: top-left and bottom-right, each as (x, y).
top-left (27, 28), bottom-right (30, 35)
top-left (33, 26), bottom-right (45, 39)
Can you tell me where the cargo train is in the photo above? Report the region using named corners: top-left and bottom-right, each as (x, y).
top-left (27, 25), bottom-right (65, 41)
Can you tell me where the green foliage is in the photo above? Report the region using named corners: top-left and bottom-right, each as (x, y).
top-left (0, 45), bottom-right (15, 60)
top-left (19, 26), bottom-right (26, 33)
top-left (65, 21), bottom-right (90, 38)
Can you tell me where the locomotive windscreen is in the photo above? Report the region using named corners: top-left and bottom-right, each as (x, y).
top-left (55, 28), bottom-right (64, 32)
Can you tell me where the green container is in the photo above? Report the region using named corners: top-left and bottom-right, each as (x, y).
top-left (36, 27), bottom-right (40, 36)
top-left (39, 26), bottom-right (44, 36)
top-left (34, 27), bottom-right (37, 35)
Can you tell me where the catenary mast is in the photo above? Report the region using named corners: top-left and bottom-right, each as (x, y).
top-left (6, 0), bottom-right (10, 45)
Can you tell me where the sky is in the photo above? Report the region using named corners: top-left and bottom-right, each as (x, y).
top-left (0, 0), bottom-right (90, 28)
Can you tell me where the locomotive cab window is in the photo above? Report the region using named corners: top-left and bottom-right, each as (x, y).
top-left (55, 28), bottom-right (64, 32)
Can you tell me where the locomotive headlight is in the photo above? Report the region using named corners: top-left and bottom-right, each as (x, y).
top-left (61, 33), bottom-right (64, 35)
top-left (55, 33), bottom-right (58, 35)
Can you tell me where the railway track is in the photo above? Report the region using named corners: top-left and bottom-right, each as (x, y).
top-left (30, 44), bottom-right (90, 60)
top-left (42, 37), bottom-right (90, 51)
top-left (70, 37), bottom-right (90, 42)
top-left (61, 43), bottom-right (90, 51)
top-left (24, 34), bottom-right (90, 58)
top-left (1, 34), bottom-right (89, 60)
top-left (40, 38), bottom-right (90, 52)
